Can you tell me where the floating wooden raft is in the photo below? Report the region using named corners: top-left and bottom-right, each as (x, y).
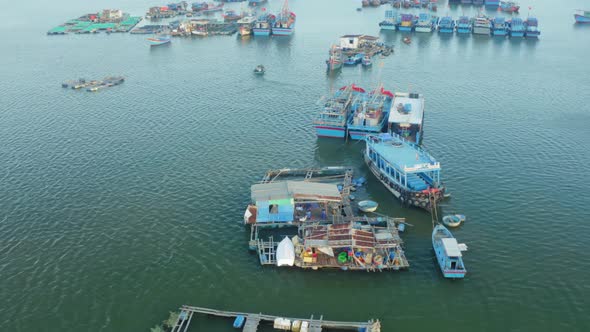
top-left (170, 305), bottom-right (381, 332)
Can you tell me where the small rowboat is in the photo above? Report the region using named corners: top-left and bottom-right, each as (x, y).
top-left (358, 200), bottom-right (378, 213)
top-left (254, 65), bottom-right (265, 75)
top-left (442, 214), bottom-right (466, 228)
top-left (403, 37), bottom-right (411, 45)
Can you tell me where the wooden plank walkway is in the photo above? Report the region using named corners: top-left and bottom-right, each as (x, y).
top-left (171, 305), bottom-right (381, 331)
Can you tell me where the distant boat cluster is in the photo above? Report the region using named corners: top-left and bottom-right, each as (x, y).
top-left (380, 10), bottom-right (541, 38)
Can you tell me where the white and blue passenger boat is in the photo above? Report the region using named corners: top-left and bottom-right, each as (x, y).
top-left (432, 224), bottom-right (467, 279)
top-left (387, 92), bottom-right (424, 144)
top-left (364, 133), bottom-right (445, 211)
top-left (438, 16), bottom-right (455, 33)
top-left (524, 17), bottom-right (540, 38)
top-left (347, 87), bottom-right (393, 140)
top-left (491, 17), bottom-right (508, 36)
top-left (456, 16), bottom-right (473, 34)
top-left (508, 17), bottom-right (525, 37)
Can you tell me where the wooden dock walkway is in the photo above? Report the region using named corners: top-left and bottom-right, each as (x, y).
top-left (171, 305), bottom-right (381, 332)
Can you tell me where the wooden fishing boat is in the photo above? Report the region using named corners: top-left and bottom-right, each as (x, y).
top-left (358, 200), bottom-right (378, 212)
top-left (442, 214), bottom-right (466, 227)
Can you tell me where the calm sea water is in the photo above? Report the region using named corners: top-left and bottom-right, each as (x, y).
top-left (1, 0), bottom-right (590, 331)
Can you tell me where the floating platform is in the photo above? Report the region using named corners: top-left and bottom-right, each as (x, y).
top-left (170, 305), bottom-right (381, 332)
top-left (61, 76), bottom-right (124, 92)
top-left (48, 11), bottom-right (142, 35)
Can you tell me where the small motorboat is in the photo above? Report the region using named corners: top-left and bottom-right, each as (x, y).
top-left (358, 200), bottom-right (378, 213)
top-left (432, 224), bottom-right (467, 279)
top-left (357, 7), bottom-right (362, 11)
top-left (574, 10), bottom-right (590, 23)
top-left (254, 65), bottom-right (265, 75)
top-left (403, 36), bottom-right (411, 44)
top-left (362, 55), bottom-right (372, 67)
top-left (442, 214), bottom-right (466, 228)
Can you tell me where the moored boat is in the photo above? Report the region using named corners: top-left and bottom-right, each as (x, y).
top-left (361, 55), bottom-right (373, 66)
top-left (456, 16), bottom-right (473, 33)
top-left (326, 45), bottom-right (343, 71)
top-left (432, 224), bottom-right (467, 278)
top-left (415, 13), bottom-right (438, 32)
top-left (252, 13), bottom-right (275, 36)
top-left (398, 13), bottom-right (416, 31)
top-left (499, 1), bottom-right (519, 13)
top-left (201, 2), bottom-right (224, 14)
top-left (484, 0), bottom-right (500, 6)
top-left (358, 200), bottom-right (379, 213)
top-left (254, 65), bottom-right (265, 75)
top-left (442, 214), bottom-right (466, 227)
top-left (347, 86), bottom-right (393, 139)
top-left (524, 17), bottom-right (540, 38)
top-left (223, 10), bottom-right (243, 22)
top-left (272, 0), bottom-right (296, 36)
top-left (379, 9), bottom-right (398, 30)
top-left (574, 10), bottom-right (590, 23)
top-left (364, 133), bottom-right (445, 211)
top-left (313, 85), bottom-right (359, 138)
top-left (147, 33), bottom-right (171, 46)
top-left (508, 17), bottom-right (525, 37)
top-left (387, 92), bottom-right (424, 144)
top-left (237, 15), bottom-right (256, 36)
top-left (473, 14), bottom-right (491, 35)
top-left (438, 16), bottom-right (455, 33)
top-left (248, 0), bottom-right (268, 7)
top-left (491, 17), bottom-right (508, 36)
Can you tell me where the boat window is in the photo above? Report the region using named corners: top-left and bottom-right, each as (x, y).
top-left (451, 261), bottom-right (457, 270)
top-left (269, 204), bottom-right (279, 214)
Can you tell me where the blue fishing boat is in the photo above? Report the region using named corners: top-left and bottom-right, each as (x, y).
top-left (252, 13), bottom-right (275, 36)
top-left (343, 53), bottom-right (363, 66)
top-left (432, 224), bottom-right (467, 279)
top-left (500, 1), bottom-right (519, 13)
top-left (508, 17), bottom-right (525, 37)
top-left (313, 85), bottom-right (360, 138)
top-left (574, 10), bottom-right (590, 23)
top-left (524, 17), bottom-right (540, 38)
top-left (473, 0), bottom-right (484, 5)
top-left (484, 0), bottom-right (500, 6)
top-left (388, 92), bottom-right (424, 144)
top-left (379, 9), bottom-right (398, 31)
top-left (456, 16), bottom-right (473, 34)
top-left (438, 16), bottom-right (455, 33)
top-left (363, 133), bottom-right (445, 210)
top-left (147, 34), bottom-right (171, 46)
top-left (415, 13), bottom-right (438, 33)
top-left (397, 14), bottom-right (416, 32)
top-left (491, 17), bottom-right (508, 36)
top-left (272, 0), bottom-right (296, 36)
top-left (347, 87), bottom-right (393, 140)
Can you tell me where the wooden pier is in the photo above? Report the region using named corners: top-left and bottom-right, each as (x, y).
top-left (170, 305), bottom-right (381, 332)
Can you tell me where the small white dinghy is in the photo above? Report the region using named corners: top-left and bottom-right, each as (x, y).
top-left (442, 214), bottom-right (466, 228)
top-left (358, 200), bottom-right (378, 213)
top-left (276, 236), bottom-right (295, 267)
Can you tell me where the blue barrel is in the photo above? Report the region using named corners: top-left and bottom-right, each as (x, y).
top-left (233, 315), bottom-right (245, 328)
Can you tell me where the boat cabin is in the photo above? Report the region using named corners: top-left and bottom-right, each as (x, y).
top-left (387, 92), bottom-right (424, 144)
top-left (441, 238), bottom-right (465, 271)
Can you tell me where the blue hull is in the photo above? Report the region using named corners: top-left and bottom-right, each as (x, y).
top-left (492, 30), bottom-right (507, 36)
top-left (510, 31), bottom-right (525, 37)
top-left (457, 29), bottom-right (471, 34)
top-left (380, 25), bottom-right (397, 31)
top-left (442, 270), bottom-right (466, 278)
top-left (525, 31), bottom-right (540, 38)
top-left (349, 130), bottom-right (382, 140)
top-left (439, 28), bottom-right (454, 33)
top-left (484, 0), bottom-right (499, 5)
top-left (253, 29), bottom-right (271, 36)
top-left (272, 28), bottom-right (294, 36)
top-left (575, 15), bottom-right (590, 23)
top-left (315, 126), bottom-right (346, 138)
top-left (398, 26), bottom-right (413, 32)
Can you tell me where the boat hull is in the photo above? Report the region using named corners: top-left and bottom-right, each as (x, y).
top-left (364, 154), bottom-right (443, 211)
top-left (326, 61), bottom-right (342, 71)
top-left (510, 31), bottom-right (525, 37)
top-left (438, 28), bottom-right (454, 33)
top-left (457, 27), bottom-right (472, 33)
top-left (398, 26), bottom-right (413, 32)
top-left (148, 40), bottom-right (171, 46)
top-left (525, 31), bottom-right (540, 38)
top-left (492, 29), bottom-right (507, 36)
top-left (272, 27), bottom-right (294, 36)
top-left (415, 26), bottom-right (433, 33)
top-left (379, 24), bottom-right (397, 31)
top-left (315, 126), bottom-right (346, 138)
top-left (575, 14), bottom-right (590, 23)
top-left (473, 27), bottom-right (490, 35)
top-left (252, 29), bottom-right (271, 36)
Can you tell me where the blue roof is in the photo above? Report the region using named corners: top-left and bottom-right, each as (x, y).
top-left (368, 134), bottom-right (440, 172)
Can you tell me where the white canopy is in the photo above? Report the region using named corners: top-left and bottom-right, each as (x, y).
top-left (276, 237), bottom-right (295, 267)
top-left (442, 238), bottom-right (462, 257)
